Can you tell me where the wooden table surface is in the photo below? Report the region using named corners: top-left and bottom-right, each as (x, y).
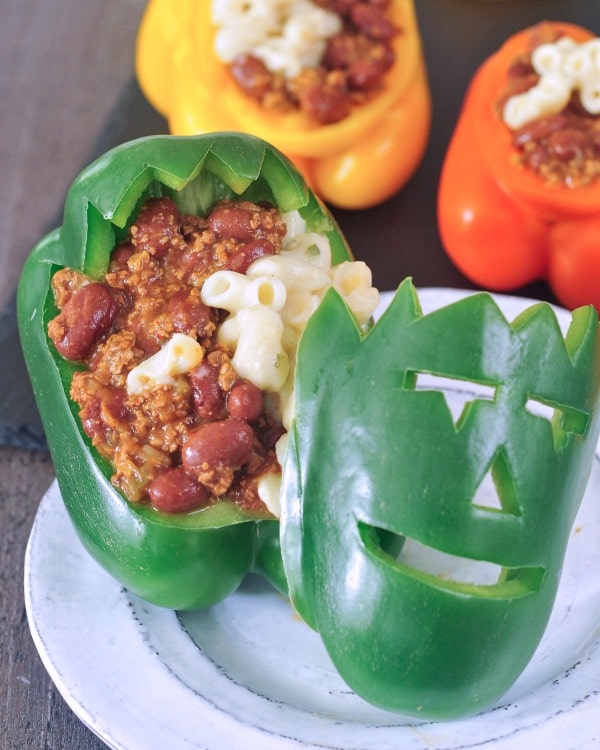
top-left (1, 1), bottom-right (597, 748)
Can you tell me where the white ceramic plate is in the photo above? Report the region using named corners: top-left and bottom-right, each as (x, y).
top-left (25, 289), bottom-right (600, 750)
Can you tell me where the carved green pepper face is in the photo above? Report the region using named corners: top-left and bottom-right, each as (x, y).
top-left (281, 279), bottom-right (600, 719)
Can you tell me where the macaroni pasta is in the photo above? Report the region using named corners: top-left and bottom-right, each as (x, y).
top-left (503, 36), bottom-right (600, 129)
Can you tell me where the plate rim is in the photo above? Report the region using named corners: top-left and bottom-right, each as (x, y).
top-left (24, 287), bottom-right (600, 750)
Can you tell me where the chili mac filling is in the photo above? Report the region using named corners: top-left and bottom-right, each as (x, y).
top-left (48, 196), bottom-right (378, 516)
top-left (498, 24), bottom-right (600, 188)
top-left (213, 0), bottom-right (399, 125)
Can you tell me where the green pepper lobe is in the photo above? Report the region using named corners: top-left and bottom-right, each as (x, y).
top-left (281, 279), bottom-right (600, 719)
top-left (18, 133), bottom-right (352, 610)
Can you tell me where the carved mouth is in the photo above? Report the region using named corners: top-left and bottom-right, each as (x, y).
top-left (359, 522), bottom-right (545, 597)
top-left (409, 371), bottom-right (588, 442)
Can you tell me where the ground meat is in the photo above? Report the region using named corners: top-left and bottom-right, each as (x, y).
top-left (49, 196), bottom-right (286, 513)
top-left (497, 24), bottom-right (600, 188)
top-left (228, 0), bottom-right (398, 125)
top-left (130, 197), bottom-right (184, 258)
top-left (50, 268), bottom-right (90, 309)
top-left (323, 33), bottom-right (394, 91)
top-left (512, 112), bottom-right (600, 187)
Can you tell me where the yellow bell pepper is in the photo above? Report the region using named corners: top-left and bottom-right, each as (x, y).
top-left (135, 0), bottom-right (431, 210)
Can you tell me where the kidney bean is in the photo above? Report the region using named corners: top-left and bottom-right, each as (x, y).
top-left (325, 33), bottom-right (392, 92)
top-left (324, 34), bottom-right (357, 69)
top-left (348, 46), bottom-right (393, 90)
top-left (228, 238), bottom-right (276, 274)
top-left (330, 0), bottom-right (355, 14)
top-left (300, 81), bottom-right (350, 124)
top-left (507, 56), bottom-right (535, 80)
top-left (513, 115), bottom-right (569, 148)
top-left (522, 144), bottom-right (549, 172)
top-left (109, 242), bottom-right (136, 271)
top-left (590, 129), bottom-right (600, 155)
top-left (257, 420), bottom-right (286, 451)
top-left (208, 204), bottom-right (256, 241)
top-left (103, 386), bottom-right (130, 423)
top-left (331, 0), bottom-right (391, 15)
top-left (48, 282), bottom-right (118, 360)
top-left (182, 419), bottom-right (255, 475)
top-left (351, 3), bottom-right (395, 41)
top-left (79, 395), bottom-right (104, 441)
top-left (132, 197), bottom-right (181, 258)
top-left (227, 381), bottom-right (264, 422)
top-left (127, 313), bottom-right (162, 357)
top-left (546, 129), bottom-right (587, 162)
top-left (168, 289), bottom-right (216, 337)
top-left (189, 362), bottom-right (226, 420)
top-left (231, 54), bottom-right (273, 100)
top-left (179, 245), bottom-right (211, 278)
top-left (148, 467), bottom-right (210, 513)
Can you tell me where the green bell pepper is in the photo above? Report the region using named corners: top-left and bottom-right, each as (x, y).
top-left (17, 132), bottom-right (352, 610)
top-left (281, 279), bottom-right (600, 719)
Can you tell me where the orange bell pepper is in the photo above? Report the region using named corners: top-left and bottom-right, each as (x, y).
top-left (438, 22), bottom-right (600, 312)
top-left (135, 0), bottom-right (431, 210)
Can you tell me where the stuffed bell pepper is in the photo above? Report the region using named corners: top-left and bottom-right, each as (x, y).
top-left (135, 0), bottom-right (431, 209)
top-left (438, 22), bottom-right (600, 312)
top-left (17, 132), bottom-right (379, 609)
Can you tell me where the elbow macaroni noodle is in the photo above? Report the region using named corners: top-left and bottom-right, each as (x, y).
top-left (254, 431), bottom-right (291, 517)
top-left (332, 262), bottom-right (381, 325)
top-left (503, 36), bottom-right (600, 129)
top-left (202, 209), bottom-right (380, 515)
top-left (228, 306), bottom-right (290, 392)
top-left (126, 333), bottom-right (204, 394)
top-left (201, 270), bottom-right (287, 313)
top-left (211, 0), bottom-right (342, 79)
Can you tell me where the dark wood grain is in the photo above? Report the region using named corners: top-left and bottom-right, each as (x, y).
top-left (0, 448), bottom-right (107, 749)
top-left (1, 1), bottom-right (598, 748)
top-left (1, 1), bottom-right (159, 310)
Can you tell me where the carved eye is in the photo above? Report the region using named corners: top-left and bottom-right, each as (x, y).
top-left (390, 368), bottom-right (496, 427)
top-left (525, 396), bottom-right (589, 448)
top-left (413, 371), bottom-right (496, 426)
